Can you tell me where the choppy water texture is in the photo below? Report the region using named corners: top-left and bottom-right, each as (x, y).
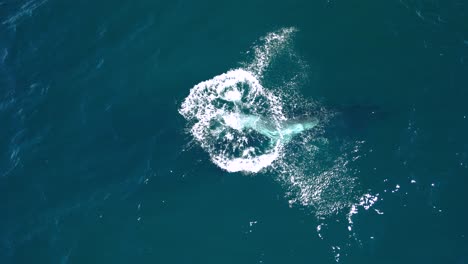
top-left (1, 0), bottom-right (468, 263)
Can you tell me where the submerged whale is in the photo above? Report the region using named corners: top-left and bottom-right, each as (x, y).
top-left (215, 104), bottom-right (387, 145)
top-left (220, 113), bottom-right (319, 144)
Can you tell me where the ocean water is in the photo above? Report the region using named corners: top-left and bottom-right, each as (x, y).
top-left (1, 0), bottom-right (468, 263)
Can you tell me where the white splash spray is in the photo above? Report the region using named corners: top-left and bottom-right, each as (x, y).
top-left (179, 28), bottom-right (299, 173)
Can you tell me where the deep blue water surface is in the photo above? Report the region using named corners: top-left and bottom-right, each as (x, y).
top-left (1, 0), bottom-right (468, 263)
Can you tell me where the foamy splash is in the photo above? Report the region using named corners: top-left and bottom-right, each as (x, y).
top-left (179, 29), bottom-right (299, 173)
top-left (179, 68), bottom-right (285, 173)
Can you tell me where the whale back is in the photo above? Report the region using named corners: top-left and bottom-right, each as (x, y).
top-left (233, 114), bottom-right (318, 143)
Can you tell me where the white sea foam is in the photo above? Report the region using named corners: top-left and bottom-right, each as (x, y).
top-left (2, 0), bottom-right (48, 27)
top-left (179, 68), bottom-right (285, 173)
top-left (179, 28), bottom-right (301, 173)
top-left (246, 27), bottom-right (297, 77)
